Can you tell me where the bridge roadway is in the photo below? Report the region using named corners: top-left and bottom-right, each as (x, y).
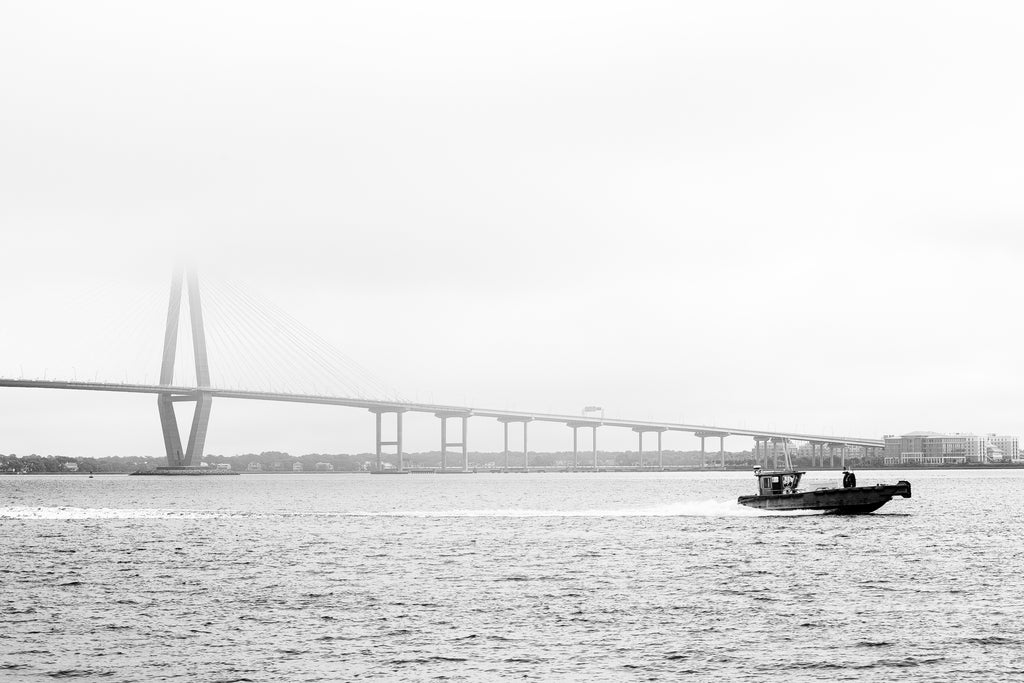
top-left (0, 378), bottom-right (884, 448)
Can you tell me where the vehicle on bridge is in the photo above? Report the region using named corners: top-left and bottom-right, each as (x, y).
top-left (738, 468), bottom-right (911, 514)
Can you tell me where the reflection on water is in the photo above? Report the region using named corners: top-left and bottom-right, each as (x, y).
top-left (1, 471), bottom-right (1022, 681)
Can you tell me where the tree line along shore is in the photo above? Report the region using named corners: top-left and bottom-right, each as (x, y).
top-left (4, 450), bottom-right (1024, 474)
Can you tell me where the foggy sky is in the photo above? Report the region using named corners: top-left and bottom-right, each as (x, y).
top-left (2, 1), bottom-right (1023, 458)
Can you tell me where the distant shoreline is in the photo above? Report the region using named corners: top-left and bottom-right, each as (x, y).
top-left (5, 463), bottom-right (1024, 475)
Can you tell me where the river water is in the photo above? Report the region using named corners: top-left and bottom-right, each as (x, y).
top-left (2, 469), bottom-right (1023, 681)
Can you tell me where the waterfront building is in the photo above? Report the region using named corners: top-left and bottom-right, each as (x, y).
top-left (986, 434), bottom-right (1019, 462)
top-left (883, 431), bottom-right (1019, 465)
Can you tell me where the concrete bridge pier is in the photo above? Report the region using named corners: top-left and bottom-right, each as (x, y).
top-left (695, 431), bottom-right (729, 469)
top-left (573, 425), bottom-right (580, 468)
top-left (566, 421), bottom-right (600, 469)
top-left (827, 442), bottom-right (842, 468)
top-left (809, 441), bottom-right (826, 468)
top-left (632, 427), bottom-right (667, 468)
top-left (371, 408), bottom-right (407, 471)
top-left (753, 436), bottom-right (769, 468)
top-left (498, 416), bottom-right (532, 470)
top-left (436, 411), bottom-right (471, 472)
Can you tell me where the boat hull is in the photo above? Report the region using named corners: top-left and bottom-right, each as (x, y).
top-left (738, 481), bottom-right (911, 514)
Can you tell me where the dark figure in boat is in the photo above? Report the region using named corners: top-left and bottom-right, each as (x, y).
top-left (842, 467), bottom-right (857, 488)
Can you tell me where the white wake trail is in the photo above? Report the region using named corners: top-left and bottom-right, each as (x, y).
top-left (1, 500), bottom-right (824, 520)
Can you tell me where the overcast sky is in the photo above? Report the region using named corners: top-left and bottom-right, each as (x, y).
top-left (2, 1), bottom-right (1023, 458)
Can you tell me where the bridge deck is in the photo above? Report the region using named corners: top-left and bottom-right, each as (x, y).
top-left (0, 378), bottom-right (884, 447)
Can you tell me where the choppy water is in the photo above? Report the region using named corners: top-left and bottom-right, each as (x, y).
top-left (2, 470), bottom-right (1023, 681)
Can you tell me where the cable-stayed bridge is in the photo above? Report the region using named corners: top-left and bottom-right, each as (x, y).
top-left (0, 269), bottom-right (884, 471)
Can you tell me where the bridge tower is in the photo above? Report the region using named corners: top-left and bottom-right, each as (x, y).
top-left (156, 267), bottom-right (213, 467)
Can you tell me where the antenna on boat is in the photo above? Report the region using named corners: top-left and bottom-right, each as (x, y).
top-left (782, 439), bottom-right (793, 470)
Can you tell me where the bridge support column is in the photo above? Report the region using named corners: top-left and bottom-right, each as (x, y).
top-left (157, 267), bottom-right (214, 468)
top-left (566, 422), bottom-right (601, 469)
top-left (573, 426), bottom-right (578, 468)
top-left (523, 421), bottom-right (529, 469)
top-left (697, 431), bottom-right (730, 470)
top-left (753, 436), bottom-right (767, 468)
top-left (499, 417), bottom-right (532, 470)
top-left (436, 411), bottom-right (472, 472)
top-left (632, 427), bottom-right (666, 469)
top-left (503, 421), bottom-right (509, 469)
top-left (371, 408), bottom-right (406, 471)
top-left (375, 411), bottom-right (382, 470)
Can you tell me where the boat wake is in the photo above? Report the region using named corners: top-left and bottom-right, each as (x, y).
top-left (0, 506), bottom-right (241, 520)
top-left (347, 501), bottom-right (828, 517)
top-left (0, 500), bottom-right (824, 520)
top-left (342, 500), bottom-right (772, 517)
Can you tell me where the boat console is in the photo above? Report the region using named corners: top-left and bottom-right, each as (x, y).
top-left (752, 467), bottom-right (804, 496)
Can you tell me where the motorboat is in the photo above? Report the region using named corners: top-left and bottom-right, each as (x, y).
top-left (738, 467), bottom-right (911, 514)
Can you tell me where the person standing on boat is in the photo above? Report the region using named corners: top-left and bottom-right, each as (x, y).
top-left (842, 467), bottom-right (857, 488)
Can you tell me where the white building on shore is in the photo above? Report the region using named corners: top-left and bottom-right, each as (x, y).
top-left (883, 431), bottom-right (1020, 465)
